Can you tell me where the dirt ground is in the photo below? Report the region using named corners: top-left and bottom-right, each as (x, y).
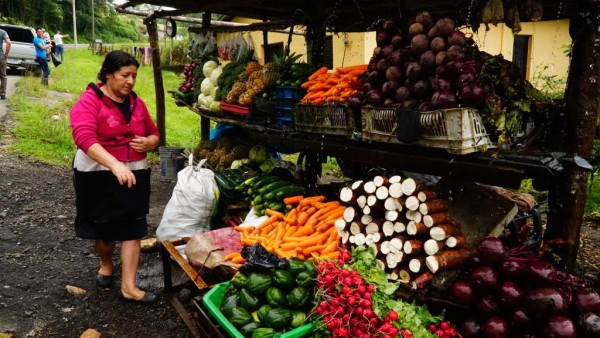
top-left (0, 92), bottom-right (599, 338)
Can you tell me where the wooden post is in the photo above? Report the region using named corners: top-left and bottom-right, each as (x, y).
top-left (547, 4), bottom-right (600, 272)
top-left (144, 17), bottom-right (167, 147)
top-left (200, 12), bottom-right (212, 141)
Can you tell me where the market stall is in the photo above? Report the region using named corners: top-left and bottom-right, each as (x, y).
top-left (116, 1), bottom-right (599, 337)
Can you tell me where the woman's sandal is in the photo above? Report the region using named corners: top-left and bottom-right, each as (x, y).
top-left (118, 291), bottom-right (158, 305)
top-left (95, 274), bottom-right (114, 288)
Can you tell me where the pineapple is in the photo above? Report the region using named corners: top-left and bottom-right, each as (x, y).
top-left (226, 81), bottom-right (247, 103)
top-left (261, 52), bottom-right (302, 88)
top-left (245, 61), bottom-right (262, 75)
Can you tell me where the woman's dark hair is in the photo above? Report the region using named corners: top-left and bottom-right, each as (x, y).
top-left (97, 50), bottom-right (140, 84)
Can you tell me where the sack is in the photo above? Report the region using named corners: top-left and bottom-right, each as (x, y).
top-left (51, 53), bottom-right (62, 67)
top-left (156, 157), bottom-right (220, 241)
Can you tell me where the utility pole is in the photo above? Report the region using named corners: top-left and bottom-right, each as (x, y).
top-left (72, 0), bottom-right (78, 48)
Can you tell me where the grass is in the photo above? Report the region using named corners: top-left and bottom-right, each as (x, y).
top-left (8, 48), bottom-right (201, 166)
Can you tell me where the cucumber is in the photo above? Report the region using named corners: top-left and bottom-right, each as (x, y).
top-left (257, 180), bottom-right (290, 195)
top-left (243, 176), bottom-right (260, 186)
top-left (265, 185), bottom-right (304, 201)
top-left (251, 175), bottom-right (279, 190)
top-left (268, 202), bottom-right (286, 211)
top-left (253, 195), bottom-right (263, 205)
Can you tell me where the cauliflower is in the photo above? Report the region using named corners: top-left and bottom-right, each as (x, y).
top-left (197, 93), bottom-right (207, 104)
top-left (200, 78), bottom-right (213, 96)
top-left (202, 60), bottom-right (218, 78)
top-left (209, 100), bottom-right (221, 113)
top-left (210, 85), bottom-right (218, 98)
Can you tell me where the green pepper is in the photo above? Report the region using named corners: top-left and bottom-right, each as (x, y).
top-left (290, 310), bottom-right (306, 328)
top-left (295, 271), bottom-right (315, 288)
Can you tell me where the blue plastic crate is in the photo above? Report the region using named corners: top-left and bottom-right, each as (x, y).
top-left (275, 86), bottom-right (306, 100)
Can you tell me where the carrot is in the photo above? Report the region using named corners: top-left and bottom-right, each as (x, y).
top-left (241, 238), bottom-right (259, 246)
top-left (298, 195), bottom-right (326, 207)
top-left (260, 223), bottom-right (275, 236)
top-left (280, 236), bottom-right (321, 251)
top-left (319, 251), bottom-right (340, 260)
top-left (321, 240), bottom-right (339, 254)
top-left (256, 215), bottom-right (280, 230)
top-left (284, 225), bottom-right (297, 237)
top-left (232, 256), bottom-right (246, 264)
top-left (265, 209), bottom-right (284, 220)
top-left (300, 80), bottom-right (317, 89)
top-left (283, 195), bottom-right (304, 205)
top-left (319, 205), bottom-right (346, 222)
top-left (308, 66), bottom-right (328, 81)
top-left (302, 244), bottom-right (327, 256)
top-left (223, 252), bottom-right (240, 261)
top-left (326, 77), bottom-right (340, 85)
top-left (292, 226), bottom-right (315, 237)
top-left (296, 206), bottom-right (317, 227)
top-left (275, 248), bottom-right (290, 258)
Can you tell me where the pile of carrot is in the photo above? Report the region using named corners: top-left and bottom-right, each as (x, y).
top-left (225, 195), bottom-right (345, 263)
top-left (300, 65), bottom-right (367, 104)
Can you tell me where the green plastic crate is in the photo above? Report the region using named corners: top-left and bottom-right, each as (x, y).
top-left (202, 281), bottom-right (314, 338)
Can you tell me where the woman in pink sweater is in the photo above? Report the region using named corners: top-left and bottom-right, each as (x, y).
top-left (70, 50), bottom-right (160, 305)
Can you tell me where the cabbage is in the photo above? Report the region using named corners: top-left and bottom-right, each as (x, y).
top-left (197, 93), bottom-right (207, 104)
top-left (210, 85), bottom-right (218, 98)
top-left (209, 67), bottom-right (223, 85)
top-left (200, 78), bottom-right (213, 96)
top-left (201, 95), bottom-right (214, 109)
top-left (259, 159), bottom-right (277, 173)
top-left (202, 60), bottom-right (218, 77)
top-left (249, 145), bottom-right (268, 163)
top-left (231, 158), bottom-right (251, 169)
top-left (209, 100), bottom-right (221, 112)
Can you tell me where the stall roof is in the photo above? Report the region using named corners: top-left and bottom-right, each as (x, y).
top-left (118, 0), bottom-right (572, 32)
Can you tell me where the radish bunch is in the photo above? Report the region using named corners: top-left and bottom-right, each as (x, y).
top-left (314, 259), bottom-right (404, 337)
top-left (427, 321), bottom-right (461, 337)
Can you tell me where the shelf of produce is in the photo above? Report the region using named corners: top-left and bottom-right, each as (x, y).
top-left (191, 106), bottom-right (562, 190)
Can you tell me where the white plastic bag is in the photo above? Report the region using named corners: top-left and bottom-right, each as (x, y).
top-left (156, 157), bottom-right (219, 241)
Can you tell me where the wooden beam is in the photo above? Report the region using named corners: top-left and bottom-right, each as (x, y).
top-left (547, 7), bottom-right (600, 272)
top-left (143, 17), bottom-right (167, 147)
top-left (200, 12), bottom-right (212, 141)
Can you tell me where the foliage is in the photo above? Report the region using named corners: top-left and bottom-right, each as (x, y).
top-left (0, 0), bottom-right (145, 43)
top-left (8, 48), bottom-right (200, 166)
top-left (529, 63), bottom-right (566, 100)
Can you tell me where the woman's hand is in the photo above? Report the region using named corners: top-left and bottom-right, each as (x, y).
top-left (111, 162), bottom-right (136, 187)
top-left (130, 135), bottom-right (159, 153)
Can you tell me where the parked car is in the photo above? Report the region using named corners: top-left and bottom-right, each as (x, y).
top-left (0, 24), bottom-right (39, 72)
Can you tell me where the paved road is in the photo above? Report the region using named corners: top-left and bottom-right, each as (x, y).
top-left (0, 70), bottom-right (20, 120)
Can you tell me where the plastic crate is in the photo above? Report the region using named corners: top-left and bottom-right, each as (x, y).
top-left (202, 282), bottom-right (314, 338)
top-left (361, 105), bottom-right (401, 144)
top-left (275, 86), bottom-right (306, 100)
top-left (294, 103), bottom-right (355, 137)
top-left (250, 97), bottom-right (277, 124)
top-left (419, 108), bottom-right (492, 154)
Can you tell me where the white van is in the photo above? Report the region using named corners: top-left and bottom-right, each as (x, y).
top-left (0, 24), bottom-right (38, 72)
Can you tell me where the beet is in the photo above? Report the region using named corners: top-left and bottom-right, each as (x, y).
top-left (437, 78), bottom-right (452, 92)
top-left (511, 308), bottom-right (532, 330)
top-left (376, 59), bottom-right (389, 73)
top-left (366, 89), bottom-right (384, 106)
top-left (403, 99), bottom-right (419, 110)
top-left (373, 46), bottom-right (383, 58)
top-left (386, 66), bottom-right (403, 82)
top-left (482, 317), bottom-right (510, 338)
top-left (478, 237), bottom-right (507, 266)
top-left (430, 37), bottom-right (446, 53)
top-left (383, 98), bottom-right (395, 107)
top-left (461, 317), bottom-right (482, 338)
top-left (416, 11), bottom-right (432, 27)
top-left (382, 81), bottom-right (400, 96)
top-left (382, 20), bottom-right (397, 33)
top-left (498, 280), bottom-right (525, 308)
top-left (460, 84), bottom-right (485, 106)
top-left (448, 30), bottom-right (467, 46)
top-left (409, 23), bottom-right (424, 36)
top-left (420, 50), bottom-right (436, 67)
top-left (410, 34), bottom-right (429, 55)
top-left (395, 86), bottom-right (411, 101)
top-left (413, 80), bottom-right (430, 97)
top-left (427, 26), bottom-right (439, 39)
top-left (458, 71), bottom-right (476, 87)
top-left (477, 295), bottom-right (501, 317)
top-left (435, 51), bottom-right (449, 65)
top-left (543, 316), bottom-right (577, 338)
top-left (376, 30), bottom-right (392, 46)
top-left (406, 62), bottom-right (422, 82)
top-left (447, 45), bottom-right (465, 60)
top-left (391, 35), bottom-right (403, 49)
top-left (382, 45), bottom-right (394, 58)
top-left (578, 312), bottom-right (600, 337)
top-left (445, 60), bottom-right (462, 78)
top-left (435, 65), bottom-right (448, 78)
top-left (450, 280), bottom-right (478, 306)
top-left (347, 96), bottom-right (363, 108)
top-left (526, 260), bottom-right (558, 286)
top-left (435, 90), bottom-right (457, 108)
top-left (419, 102), bottom-right (433, 112)
top-left (435, 18), bottom-right (456, 37)
top-left (526, 287), bottom-right (569, 319)
top-left (575, 288), bottom-right (600, 313)
top-left (388, 50), bottom-right (403, 65)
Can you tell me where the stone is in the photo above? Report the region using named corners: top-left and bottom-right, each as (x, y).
top-left (80, 328), bottom-right (101, 338)
top-left (65, 285), bottom-right (86, 296)
top-left (140, 238), bottom-right (158, 251)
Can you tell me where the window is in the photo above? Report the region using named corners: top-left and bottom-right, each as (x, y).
top-left (264, 42), bottom-right (283, 63)
top-left (323, 36), bottom-right (333, 69)
top-left (512, 35), bottom-right (530, 79)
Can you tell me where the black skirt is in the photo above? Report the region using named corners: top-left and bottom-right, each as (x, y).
top-left (73, 168), bottom-right (151, 241)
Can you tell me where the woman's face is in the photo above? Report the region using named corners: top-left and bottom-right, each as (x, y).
top-left (105, 65), bottom-right (138, 98)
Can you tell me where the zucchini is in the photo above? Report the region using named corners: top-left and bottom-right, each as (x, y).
top-left (251, 175), bottom-right (279, 190)
top-left (253, 195), bottom-right (263, 205)
top-left (257, 180), bottom-right (291, 194)
top-left (243, 176), bottom-right (261, 186)
top-left (268, 202), bottom-right (286, 212)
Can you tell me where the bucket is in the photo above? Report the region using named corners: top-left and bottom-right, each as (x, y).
top-left (159, 146), bottom-right (186, 180)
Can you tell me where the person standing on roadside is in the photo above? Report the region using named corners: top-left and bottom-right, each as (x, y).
top-left (33, 27), bottom-right (51, 86)
top-left (70, 50), bottom-right (160, 305)
top-left (0, 28), bottom-right (11, 100)
top-left (53, 30), bottom-right (69, 62)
